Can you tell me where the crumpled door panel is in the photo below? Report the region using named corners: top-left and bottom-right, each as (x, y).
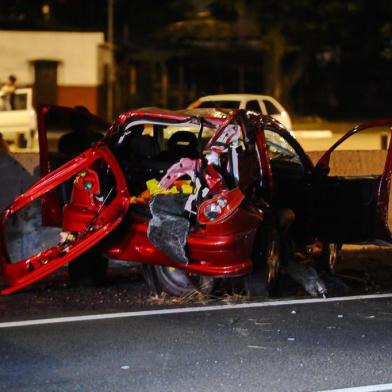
top-left (0, 143), bottom-right (129, 294)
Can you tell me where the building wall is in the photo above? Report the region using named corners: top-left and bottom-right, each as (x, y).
top-left (0, 30), bottom-right (105, 114)
top-left (57, 86), bottom-right (99, 113)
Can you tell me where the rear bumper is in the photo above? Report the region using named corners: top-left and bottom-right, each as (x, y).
top-left (105, 207), bottom-right (262, 277)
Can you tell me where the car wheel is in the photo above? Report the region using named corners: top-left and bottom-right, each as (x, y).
top-left (244, 229), bottom-right (280, 298)
top-left (142, 264), bottom-right (162, 295)
top-left (152, 265), bottom-right (215, 297)
top-left (316, 243), bottom-right (342, 273)
top-left (68, 251), bottom-right (108, 286)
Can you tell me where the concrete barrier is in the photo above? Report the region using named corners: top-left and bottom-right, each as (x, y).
top-left (307, 150), bottom-right (388, 176)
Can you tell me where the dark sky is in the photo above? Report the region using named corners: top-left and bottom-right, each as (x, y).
top-left (2, 0), bottom-right (392, 116)
top-left (0, 0), bottom-right (107, 31)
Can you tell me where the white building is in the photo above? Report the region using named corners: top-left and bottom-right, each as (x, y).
top-left (0, 30), bottom-right (107, 115)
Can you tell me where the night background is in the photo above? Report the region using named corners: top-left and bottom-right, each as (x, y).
top-left (1, 0), bottom-right (392, 119)
top-left (4, 3), bottom-right (392, 391)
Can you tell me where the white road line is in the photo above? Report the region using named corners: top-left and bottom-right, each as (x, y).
top-left (318, 382), bottom-right (392, 391)
top-left (1, 292), bottom-right (392, 329)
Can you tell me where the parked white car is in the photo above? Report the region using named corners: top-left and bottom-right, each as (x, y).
top-left (188, 94), bottom-right (293, 131)
top-left (0, 88), bottom-right (37, 150)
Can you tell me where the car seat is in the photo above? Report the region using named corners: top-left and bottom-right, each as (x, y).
top-left (125, 134), bottom-right (171, 194)
top-left (167, 131), bottom-right (199, 160)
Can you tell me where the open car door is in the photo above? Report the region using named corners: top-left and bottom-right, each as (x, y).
top-left (312, 120), bottom-right (392, 245)
top-left (37, 105), bottom-right (109, 227)
top-left (0, 108), bottom-right (129, 294)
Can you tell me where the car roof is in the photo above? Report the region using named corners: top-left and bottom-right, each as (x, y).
top-left (129, 107), bottom-right (230, 118)
top-left (196, 94), bottom-right (274, 101)
top-left (107, 107), bottom-right (231, 136)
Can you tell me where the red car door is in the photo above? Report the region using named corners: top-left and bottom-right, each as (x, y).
top-left (312, 120), bottom-right (392, 245)
top-left (37, 105), bottom-right (110, 226)
top-left (0, 107), bottom-right (129, 295)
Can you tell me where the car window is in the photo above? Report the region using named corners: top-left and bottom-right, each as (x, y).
top-left (13, 92), bottom-right (28, 110)
top-left (245, 100), bottom-right (262, 112)
top-left (263, 100), bottom-right (281, 115)
top-left (264, 129), bottom-right (302, 165)
top-left (197, 100), bottom-right (240, 109)
top-left (142, 124), bottom-right (154, 136)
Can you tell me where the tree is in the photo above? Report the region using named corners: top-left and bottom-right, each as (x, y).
top-left (209, 0), bottom-right (392, 110)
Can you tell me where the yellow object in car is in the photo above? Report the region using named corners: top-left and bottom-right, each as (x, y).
top-left (181, 183), bottom-right (193, 194)
top-left (130, 179), bottom-right (194, 204)
top-left (146, 178), bottom-right (178, 195)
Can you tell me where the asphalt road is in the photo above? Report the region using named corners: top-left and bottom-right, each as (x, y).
top-left (1, 247), bottom-right (392, 392)
top-left (2, 296), bottom-right (392, 392)
top-left (2, 246), bottom-right (392, 322)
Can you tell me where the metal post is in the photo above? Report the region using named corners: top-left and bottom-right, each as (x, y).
top-left (178, 62), bottom-right (184, 108)
top-left (161, 62), bottom-right (168, 108)
top-left (107, 0), bottom-right (115, 121)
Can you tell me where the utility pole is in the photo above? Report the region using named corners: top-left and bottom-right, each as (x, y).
top-left (107, 0), bottom-right (115, 121)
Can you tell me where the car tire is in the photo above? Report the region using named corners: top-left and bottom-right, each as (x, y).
top-left (244, 228), bottom-right (280, 298)
top-left (316, 243), bottom-right (342, 273)
top-left (142, 264), bottom-right (162, 295)
top-left (68, 251), bottom-right (108, 286)
top-left (152, 265), bottom-right (215, 297)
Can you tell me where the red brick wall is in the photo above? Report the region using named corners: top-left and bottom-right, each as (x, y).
top-left (57, 86), bottom-right (99, 114)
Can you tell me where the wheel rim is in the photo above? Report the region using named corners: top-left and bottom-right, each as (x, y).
top-left (266, 238), bottom-right (280, 286)
top-left (327, 244), bottom-right (338, 272)
top-left (161, 266), bottom-right (195, 290)
top-left (157, 266), bottom-right (214, 296)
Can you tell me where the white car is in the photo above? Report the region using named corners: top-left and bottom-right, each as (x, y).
top-left (0, 88), bottom-right (37, 150)
top-left (188, 94), bottom-right (293, 131)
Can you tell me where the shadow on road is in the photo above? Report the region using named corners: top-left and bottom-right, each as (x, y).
top-left (1, 246), bottom-right (392, 321)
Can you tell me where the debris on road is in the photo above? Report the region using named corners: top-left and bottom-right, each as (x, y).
top-left (288, 260), bottom-right (327, 297)
top-left (248, 345), bottom-right (267, 350)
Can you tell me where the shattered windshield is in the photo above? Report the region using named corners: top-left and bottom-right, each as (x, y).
top-left (264, 129), bottom-right (302, 165)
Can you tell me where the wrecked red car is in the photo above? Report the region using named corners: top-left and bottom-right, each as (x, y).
top-left (1, 105), bottom-right (392, 297)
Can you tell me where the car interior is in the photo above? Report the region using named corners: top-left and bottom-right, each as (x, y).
top-left (118, 125), bottom-right (201, 196)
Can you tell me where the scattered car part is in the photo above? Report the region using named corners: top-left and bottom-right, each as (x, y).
top-left (288, 260), bottom-right (327, 298)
